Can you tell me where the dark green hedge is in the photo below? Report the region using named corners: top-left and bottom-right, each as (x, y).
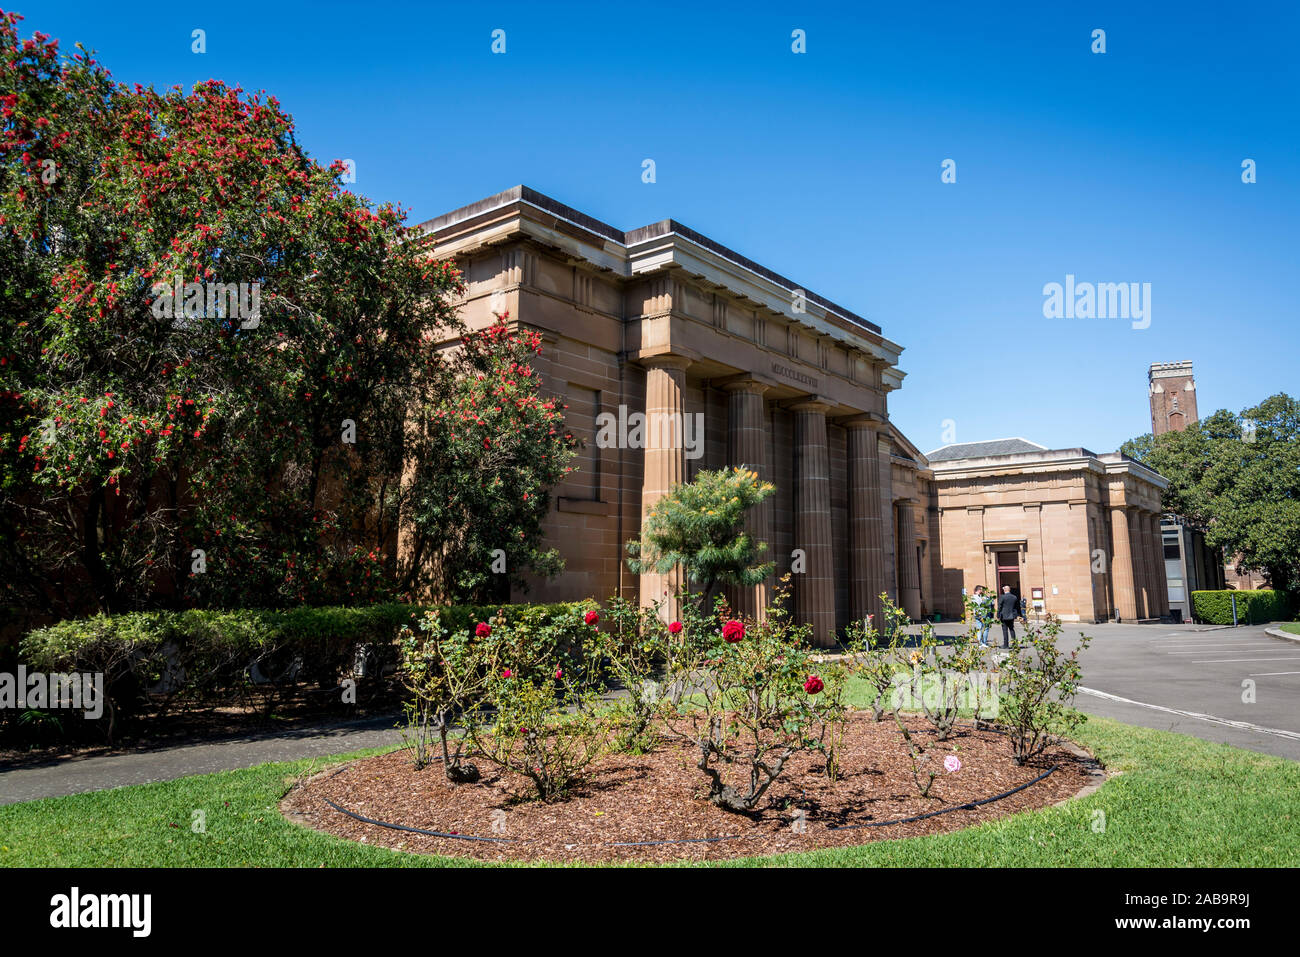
top-left (1190, 589), bottom-right (1288, 625)
top-left (17, 600), bottom-right (594, 727)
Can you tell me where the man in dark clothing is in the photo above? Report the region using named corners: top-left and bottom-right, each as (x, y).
top-left (996, 585), bottom-right (1020, 647)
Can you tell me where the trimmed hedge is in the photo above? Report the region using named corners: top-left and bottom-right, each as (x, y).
top-left (17, 600), bottom-right (594, 731)
top-left (1190, 589), bottom-right (1289, 625)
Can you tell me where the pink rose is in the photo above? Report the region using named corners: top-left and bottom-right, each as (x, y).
top-left (944, 755), bottom-right (962, 773)
top-left (502, 668), bottom-right (512, 678)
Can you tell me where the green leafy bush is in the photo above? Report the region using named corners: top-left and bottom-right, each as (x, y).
top-left (657, 580), bottom-right (843, 813)
top-left (1191, 589), bottom-right (1290, 625)
top-left (467, 604), bottom-right (607, 801)
top-left (999, 615), bottom-right (1091, 765)
top-left (17, 601), bottom-right (589, 739)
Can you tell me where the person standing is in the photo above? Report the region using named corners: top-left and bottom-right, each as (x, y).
top-left (996, 584), bottom-right (1019, 647)
top-left (970, 585), bottom-right (994, 646)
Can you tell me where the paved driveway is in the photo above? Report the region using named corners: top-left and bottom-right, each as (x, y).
top-left (914, 619), bottom-right (1300, 759)
top-left (1064, 621), bottom-right (1300, 761)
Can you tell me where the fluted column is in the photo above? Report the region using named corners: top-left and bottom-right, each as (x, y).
top-left (845, 415), bottom-right (886, 626)
top-left (1127, 506), bottom-right (1151, 619)
top-left (1109, 505), bottom-right (1139, 621)
top-left (878, 432), bottom-right (896, 607)
top-left (896, 499), bottom-right (922, 620)
top-left (725, 378), bottom-right (771, 621)
top-left (792, 399), bottom-right (836, 647)
top-left (639, 356), bottom-right (692, 621)
top-left (1145, 512), bottom-right (1167, 619)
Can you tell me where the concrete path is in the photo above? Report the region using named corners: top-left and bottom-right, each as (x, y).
top-left (0, 713), bottom-right (403, 806)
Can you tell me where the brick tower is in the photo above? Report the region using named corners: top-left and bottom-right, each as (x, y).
top-left (1148, 361), bottom-right (1198, 435)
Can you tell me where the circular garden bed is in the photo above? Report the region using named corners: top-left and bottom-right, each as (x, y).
top-left (282, 713), bottom-right (1102, 864)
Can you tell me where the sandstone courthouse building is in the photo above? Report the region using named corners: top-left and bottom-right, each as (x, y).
top-left (416, 187), bottom-right (1171, 644)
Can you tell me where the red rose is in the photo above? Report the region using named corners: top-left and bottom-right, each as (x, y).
top-left (584, 609), bottom-right (600, 626)
top-left (668, 621), bottom-right (683, 635)
top-left (722, 620), bottom-right (745, 643)
top-left (475, 622), bottom-right (491, 637)
top-left (502, 668), bottom-right (512, 678)
top-left (555, 668), bottom-right (563, 680)
top-left (804, 675), bottom-right (824, 695)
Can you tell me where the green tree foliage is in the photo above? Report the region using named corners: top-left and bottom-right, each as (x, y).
top-left (400, 317), bottom-right (577, 604)
top-left (625, 466), bottom-right (776, 603)
top-left (1121, 393), bottom-right (1300, 595)
top-left (0, 14), bottom-right (577, 622)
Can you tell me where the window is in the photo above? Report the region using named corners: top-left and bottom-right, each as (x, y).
top-left (561, 384), bottom-right (601, 501)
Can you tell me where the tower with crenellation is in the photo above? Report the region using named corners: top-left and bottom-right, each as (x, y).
top-left (1148, 360), bottom-right (1198, 435)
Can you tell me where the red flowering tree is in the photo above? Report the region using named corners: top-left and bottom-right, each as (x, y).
top-left (0, 11), bottom-right (462, 617)
top-left (400, 315), bottom-right (577, 603)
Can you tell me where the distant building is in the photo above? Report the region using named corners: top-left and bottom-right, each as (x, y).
top-left (927, 440), bottom-right (1168, 623)
top-left (1148, 360), bottom-right (1198, 435)
top-left (1145, 359), bottom-right (1244, 612)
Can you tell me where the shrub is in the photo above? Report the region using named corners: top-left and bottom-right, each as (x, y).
top-left (592, 595), bottom-right (701, 753)
top-left (16, 600), bottom-right (589, 741)
top-left (999, 615), bottom-right (1091, 765)
top-left (1191, 589), bottom-right (1290, 625)
top-left (842, 595), bottom-right (909, 721)
top-left (657, 581), bottom-right (839, 813)
top-left (396, 610), bottom-right (497, 780)
top-left (625, 466), bottom-right (776, 607)
top-left (467, 604), bottom-right (606, 801)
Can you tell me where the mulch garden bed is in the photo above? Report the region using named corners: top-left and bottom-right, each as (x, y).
top-left (282, 712), bottom-right (1102, 863)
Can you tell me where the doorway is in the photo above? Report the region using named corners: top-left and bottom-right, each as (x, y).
top-left (995, 550), bottom-right (1021, 601)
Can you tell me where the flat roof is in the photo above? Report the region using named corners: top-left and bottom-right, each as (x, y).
top-left (416, 185), bottom-right (882, 336)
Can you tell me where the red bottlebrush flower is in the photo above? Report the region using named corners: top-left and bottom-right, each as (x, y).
top-left (804, 675), bottom-right (824, 695)
top-left (475, 622), bottom-right (491, 637)
top-left (668, 621), bottom-right (683, 635)
top-left (722, 620), bottom-right (745, 643)
top-left (584, 609), bottom-right (600, 626)
top-left (502, 668), bottom-right (512, 678)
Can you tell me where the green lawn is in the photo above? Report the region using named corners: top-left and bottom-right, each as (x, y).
top-left (2, 712), bottom-right (1296, 867)
top-left (1278, 622), bottom-right (1300, 636)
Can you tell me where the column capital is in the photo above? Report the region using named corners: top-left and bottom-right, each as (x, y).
top-left (717, 374), bottom-right (772, 395)
top-left (787, 395), bottom-right (835, 415)
top-left (639, 353), bottom-right (694, 373)
top-left (839, 411), bottom-right (889, 431)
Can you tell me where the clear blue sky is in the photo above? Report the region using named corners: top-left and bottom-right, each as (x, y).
top-left (20, 1), bottom-right (1299, 454)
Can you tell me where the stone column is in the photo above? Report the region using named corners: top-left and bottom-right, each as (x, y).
top-left (1108, 505), bottom-right (1139, 622)
top-left (878, 432), bottom-right (896, 607)
top-left (725, 378), bottom-right (771, 621)
top-left (639, 355), bottom-right (691, 621)
top-left (1128, 506), bottom-right (1150, 619)
top-left (792, 399), bottom-right (836, 647)
top-left (845, 416), bottom-right (886, 626)
top-left (1146, 512), bottom-right (1167, 619)
top-left (896, 499), bottom-right (923, 620)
